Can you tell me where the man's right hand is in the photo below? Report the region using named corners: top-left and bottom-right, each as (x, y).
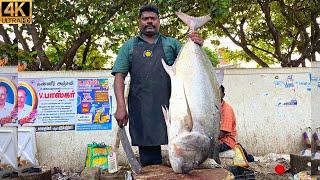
top-left (115, 107), bottom-right (128, 127)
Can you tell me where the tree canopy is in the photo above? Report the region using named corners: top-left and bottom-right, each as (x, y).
top-left (0, 0), bottom-right (318, 70)
top-left (208, 0), bottom-right (320, 67)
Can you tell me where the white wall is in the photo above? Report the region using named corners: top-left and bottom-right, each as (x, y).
top-left (311, 62), bottom-right (320, 144)
top-left (0, 66), bottom-right (17, 74)
top-left (2, 66), bottom-right (318, 169)
top-left (223, 68), bottom-right (313, 155)
top-left (17, 70), bottom-right (131, 170)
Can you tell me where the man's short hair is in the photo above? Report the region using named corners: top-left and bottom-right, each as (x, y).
top-left (220, 85), bottom-right (225, 93)
top-left (139, 4), bottom-right (159, 17)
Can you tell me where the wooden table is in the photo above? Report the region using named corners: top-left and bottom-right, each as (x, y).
top-left (133, 165), bottom-right (234, 180)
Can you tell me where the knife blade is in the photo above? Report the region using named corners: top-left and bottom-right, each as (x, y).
top-left (119, 127), bottom-right (142, 174)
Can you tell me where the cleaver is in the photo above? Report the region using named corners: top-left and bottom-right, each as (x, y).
top-left (119, 127), bottom-right (142, 174)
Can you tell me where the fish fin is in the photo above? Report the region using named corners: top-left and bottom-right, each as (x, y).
top-left (175, 12), bottom-right (211, 31)
top-left (183, 86), bottom-right (193, 132)
top-left (162, 105), bottom-right (170, 128)
top-left (161, 58), bottom-right (176, 77)
top-left (197, 158), bottom-right (222, 169)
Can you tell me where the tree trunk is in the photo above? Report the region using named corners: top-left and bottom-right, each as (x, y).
top-left (0, 25), bottom-right (12, 44)
top-left (218, 23), bottom-right (269, 67)
top-left (54, 31), bottom-right (90, 70)
top-left (27, 24), bottom-right (52, 70)
top-left (82, 35), bottom-right (92, 65)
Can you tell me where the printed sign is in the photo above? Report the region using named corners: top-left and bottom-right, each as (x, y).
top-left (18, 78), bottom-right (77, 127)
top-left (76, 78), bottom-right (112, 131)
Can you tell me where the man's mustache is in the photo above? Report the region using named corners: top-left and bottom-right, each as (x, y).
top-left (144, 25), bottom-right (155, 30)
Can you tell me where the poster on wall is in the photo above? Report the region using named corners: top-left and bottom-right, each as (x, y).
top-left (18, 78), bottom-right (77, 131)
top-left (0, 74), bottom-right (18, 126)
top-left (76, 78), bottom-right (112, 131)
top-left (274, 74), bottom-right (312, 92)
top-left (310, 74), bottom-right (320, 91)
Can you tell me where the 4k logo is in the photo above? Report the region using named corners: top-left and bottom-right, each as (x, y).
top-left (0, 0), bottom-right (32, 24)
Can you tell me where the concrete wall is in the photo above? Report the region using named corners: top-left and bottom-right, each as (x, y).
top-left (0, 66), bottom-right (17, 74)
top-left (223, 68), bottom-right (313, 155)
top-left (17, 70), bottom-right (128, 170)
top-left (1, 66), bottom-right (318, 169)
top-left (311, 62), bottom-right (320, 142)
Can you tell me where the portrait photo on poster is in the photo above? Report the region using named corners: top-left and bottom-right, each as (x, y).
top-left (18, 81), bottom-right (38, 125)
top-left (0, 77), bottom-right (17, 125)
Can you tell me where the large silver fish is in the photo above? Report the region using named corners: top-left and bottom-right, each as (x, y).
top-left (162, 12), bottom-right (221, 173)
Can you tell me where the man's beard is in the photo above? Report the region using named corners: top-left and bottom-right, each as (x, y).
top-left (141, 25), bottom-right (157, 36)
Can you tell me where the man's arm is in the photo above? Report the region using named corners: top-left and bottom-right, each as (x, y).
top-left (219, 102), bottom-right (234, 138)
top-left (112, 39), bottom-right (133, 127)
top-left (114, 73), bottom-right (128, 127)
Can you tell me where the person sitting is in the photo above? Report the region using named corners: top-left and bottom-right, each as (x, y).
top-left (219, 85), bottom-right (254, 162)
top-left (219, 85), bottom-right (237, 152)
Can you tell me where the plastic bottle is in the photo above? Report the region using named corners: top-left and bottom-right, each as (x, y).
top-left (108, 151), bottom-right (118, 173)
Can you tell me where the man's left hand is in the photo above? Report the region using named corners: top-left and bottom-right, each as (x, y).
top-left (189, 31), bottom-right (203, 46)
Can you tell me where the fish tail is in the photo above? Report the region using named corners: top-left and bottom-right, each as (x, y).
top-left (175, 12), bottom-right (211, 31)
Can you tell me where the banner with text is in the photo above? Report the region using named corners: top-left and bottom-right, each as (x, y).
top-left (18, 78), bottom-right (77, 129)
top-left (76, 78), bottom-right (112, 131)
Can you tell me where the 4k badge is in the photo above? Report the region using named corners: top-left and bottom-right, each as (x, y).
top-left (143, 50), bottom-right (153, 58)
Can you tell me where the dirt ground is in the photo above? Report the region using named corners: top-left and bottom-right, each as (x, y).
top-left (248, 160), bottom-right (291, 180)
top-left (219, 153), bottom-right (293, 179)
top-left (49, 156), bottom-right (293, 180)
top-left (49, 163), bottom-right (292, 180)
top-left (1, 153), bottom-right (313, 179)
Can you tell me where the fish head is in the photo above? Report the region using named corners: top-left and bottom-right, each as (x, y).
top-left (168, 132), bottom-right (211, 173)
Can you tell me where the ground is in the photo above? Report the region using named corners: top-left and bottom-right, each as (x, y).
top-left (50, 155), bottom-right (293, 180)
top-left (1, 153), bottom-right (314, 179)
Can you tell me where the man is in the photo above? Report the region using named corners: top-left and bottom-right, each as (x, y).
top-left (112, 5), bottom-right (203, 166)
top-left (18, 89), bottom-right (33, 119)
top-left (219, 85), bottom-right (237, 152)
top-left (0, 85), bottom-right (14, 124)
top-left (219, 85), bottom-right (255, 162)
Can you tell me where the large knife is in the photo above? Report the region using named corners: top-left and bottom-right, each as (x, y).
top-left (119, 127), bottom-right (142, 174)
